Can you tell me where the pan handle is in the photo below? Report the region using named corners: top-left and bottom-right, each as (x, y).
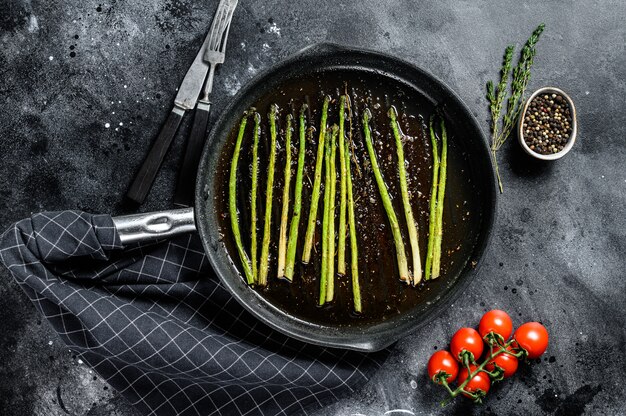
top-left (112, 208), bottom-right (196, 245)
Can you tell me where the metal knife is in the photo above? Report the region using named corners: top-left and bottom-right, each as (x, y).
top-left (126, 0), bottom-right (238, 205)
top-left (173, 0), bottom-right (238, 207)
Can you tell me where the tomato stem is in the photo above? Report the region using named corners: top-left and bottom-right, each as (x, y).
top-left (440, 378), bottom-right (455, 396)
top-left (460, 389), bottom-right (479, 401)
top-left (462, 353), bottom-right (473, 375)
top-left (507, 339), bottom-right (528, 358)
top-left (481, 367), bottom-right (502, 379)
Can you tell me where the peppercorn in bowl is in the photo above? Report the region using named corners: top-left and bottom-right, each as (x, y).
top-left (518, 87), bottom-right (577, 160)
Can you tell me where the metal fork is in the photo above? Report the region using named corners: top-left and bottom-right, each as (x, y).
top-left (201, 0), bottom-right (238, 102)
top-left (173, 0), bottom-right (239, 206)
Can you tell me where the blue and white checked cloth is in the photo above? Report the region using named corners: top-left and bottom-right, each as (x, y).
top-left (0, 211), bottom-right (389, 415)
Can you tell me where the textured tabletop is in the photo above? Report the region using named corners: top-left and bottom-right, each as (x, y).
top-left (1, 0), bottom-right (625, 415)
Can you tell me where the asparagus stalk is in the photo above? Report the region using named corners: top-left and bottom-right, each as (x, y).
top-left (250, 112), bottom-right (261, 284)
top-left (337, 96), bottom-right (348, 275)
top-left (388, 106), bottom-right (422, 285)
top-left (362, 108), bottom-right (410, 282)
top-left (319, 129), bottom-right (332, 305)
top-left (229, 112), bottom-right (254, 284)
top-left (258, 104), bottom-right (279, 286)
top-left (302, 96), bottom-right (331, 263)
top-left (425, 115), bottom-right (440, 280)
top-left (277, 114), bottom-right (293, 278)
top-left (431, 117), bottom-right (448, 279)
top-left (345, 124), bottom-right (361, 312)
top-left (326, 124), bottom-right (338, 302)
top-left (284, 105), bottom-right (308, 281)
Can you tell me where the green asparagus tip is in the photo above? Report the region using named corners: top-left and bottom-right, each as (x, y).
top-left (254, 112), bottom-right (261, 123)
top-left (323, 95), bottom-right (331, 104)
top-left (363, 107), bottom-right (372, 123)
top-left (270, 103), bottom-right (278, 115)
top-left (343, 93), bottom-right (352, 107)
top-left (300, 103), bottom-right (308, 117)
top-left (387, 105), bottom-right (398, 118)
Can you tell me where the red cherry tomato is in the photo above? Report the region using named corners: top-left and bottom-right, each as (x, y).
top-left (485, 349), bottom-right (519, 378)
top-left (479, 309), bottom-right (513, 340)
top-left (427, 350), bottom-right (459, 384)
top-left (457, 365), bottom-right (491, 398)
top-left (450, 328), bottom-right (484, 362)
top-left (514, 322), bottom-right (549, 359)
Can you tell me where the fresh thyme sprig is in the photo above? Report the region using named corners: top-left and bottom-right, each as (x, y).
top-left (487, 23), bottom-right (545, 193)
top-left (486, 46), bottom-right (514, 143)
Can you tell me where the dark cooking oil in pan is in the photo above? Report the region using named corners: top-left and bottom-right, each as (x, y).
top-left (215, 68), bottom-right (483, 326)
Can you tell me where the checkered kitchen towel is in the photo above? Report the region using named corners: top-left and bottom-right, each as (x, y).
top-left (0, 211), bottom-right (389, 415)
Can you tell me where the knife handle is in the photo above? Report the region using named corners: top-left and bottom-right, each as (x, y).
top-left (127, 108), bottom-right (184, 204)
top-left (173, 101), bottom-right (211, 207)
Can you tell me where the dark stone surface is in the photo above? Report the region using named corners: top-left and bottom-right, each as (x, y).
top-left (1, 0), bottom-right (624, 415)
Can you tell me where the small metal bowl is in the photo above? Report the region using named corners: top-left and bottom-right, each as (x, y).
top-left (518, 87), bottom-right (577, 160)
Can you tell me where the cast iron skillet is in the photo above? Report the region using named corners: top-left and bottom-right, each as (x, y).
top-left (112, 43), bottom-right (497, 352)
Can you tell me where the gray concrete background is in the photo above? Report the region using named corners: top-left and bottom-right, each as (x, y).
top-left (1, 0), bottom-right (625, 415)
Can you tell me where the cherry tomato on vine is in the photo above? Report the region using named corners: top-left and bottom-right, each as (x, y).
top-left (457, 365), bottom-right (491, 398)
top-left (427, 350), bottom-right (459, 384)
top-left (485, 349), bottom-right (518, 378)
top-left (450, 328), bottom-right (484, 362)
top-left (479, 309), bottom-right (513, 340)
top-left (514, 322), bottom-right (549, 359)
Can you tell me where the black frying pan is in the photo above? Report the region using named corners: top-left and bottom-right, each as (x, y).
top-left (112, 43), bottom-right (497, 352)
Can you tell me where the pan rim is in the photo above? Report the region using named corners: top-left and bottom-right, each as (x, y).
top-left (196, 42), bottom-right (498, 352)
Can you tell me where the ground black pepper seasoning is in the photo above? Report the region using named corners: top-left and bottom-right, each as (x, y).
top-left (522, 93), bottom-right (573, 154)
